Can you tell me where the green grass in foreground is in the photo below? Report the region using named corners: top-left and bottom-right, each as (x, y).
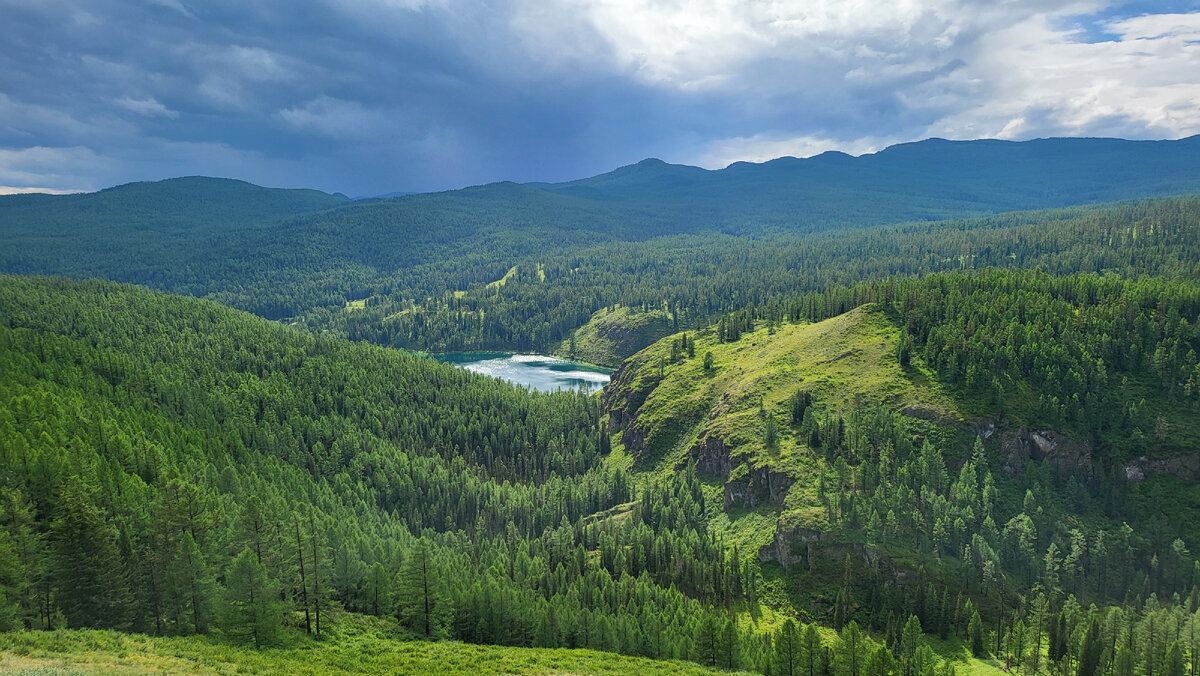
top-left (0, 618), bottom-right (736, 676)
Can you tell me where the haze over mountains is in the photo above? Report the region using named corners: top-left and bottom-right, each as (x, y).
top-left (4, 135), bottom-right (1200, 285)
top-left (4, 134), bottom-right (1200, 348)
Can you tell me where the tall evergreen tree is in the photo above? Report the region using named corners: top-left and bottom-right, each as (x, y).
top-left (775, 618), bottom-right (800, 676)
top-left (49, 481), bottom-right (132, 629)
top-left (1078, 618), bottom-right (1103, 676)
top-left (395, 538), bottom-right (450, 639)
top-left (222, 547), bottom-right (281, 648)
top-left (165, 531), bottom-right (214, 634)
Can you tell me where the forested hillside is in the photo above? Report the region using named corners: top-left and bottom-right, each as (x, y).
top-left (3, 137), bottom-right (1200, 353)
top-left (2, 136), bottom-right (1200, 675)
top-left (0, 275), bottom-right (898, 674)
top-left (3, 271), bottom-right (1199, 675)
top-left (333, 196), bottom-right (1200, 355)
top-left (604, 269), bottom-right (1200, 676)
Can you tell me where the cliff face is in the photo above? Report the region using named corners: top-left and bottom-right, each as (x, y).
top-left (601, 356), bottom-right (656, 460)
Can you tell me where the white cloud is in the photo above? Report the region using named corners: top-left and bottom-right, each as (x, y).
top-left (693, 133), bottom-right (896, 168)
top-left (144, 0), bottom-right (195, 18)
top-left (2, 0), bottom-right (1198, 193)
top-left (0, 186), bottom-right (84, 195)
top-left (115, 96), bottom-right (179, 118)
top-left (514, 0), bottom-right (1100, 90)
top-left (0, 146), bottom-right (106, 192)
top-left (578, 3), bottom-right (1200, 165)
top-left (928, 11), bottom-right (1200, 140)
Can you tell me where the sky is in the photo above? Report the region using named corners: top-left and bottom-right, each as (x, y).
top-left (1, 0), bottom-right (1199, 196)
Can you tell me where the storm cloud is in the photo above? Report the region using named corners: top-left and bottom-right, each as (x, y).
top-left (1, 0), bottom-right (1198, 195)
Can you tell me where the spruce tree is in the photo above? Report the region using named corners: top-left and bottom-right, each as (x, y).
top-left (775, 618), bottom-right (800, 676)
top-left (49, 481), bottom-right (133, 629)
top-left (396, 537), bottom-right (450, 638)
top-left (969, 610), bottom-right (985, 657)
top-left (1079, 618), bottom-right (1103, 676)
top-left (900, 615), bottom-right (922, 676)
top-left (165, 531), bottom-right (215, 634)
top-left (802, 622), bottom-right (822, 676)
top-left (222, 547), bottom-right (281, 648)
top-left (837, 621), bottom-right (866, 676)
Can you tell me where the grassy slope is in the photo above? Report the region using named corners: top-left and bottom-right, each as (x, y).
top-left (554, 305), bottom-right (675, 367)
top-left (604, 305), bottom-right (968, 608)
top-left (599, 308), bottom-right (1011, 676)
top-left (610, 304), bottom-right (961, 502)
top-left (0, 618), bottom-right (736, 676)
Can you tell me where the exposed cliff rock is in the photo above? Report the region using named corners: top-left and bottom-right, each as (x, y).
top-left (758, 519), bottom-right (899, 583)
top-left (723, 460), bottom-right (795, 510)
top-left (690, 434), bottom-right (733, 477)
top-left (997, 426), bottom-right (1093, 479)
top-left (1123, 453), bottom-right (1200, 482)
top-left (758, 523), bottom-right (823, 572)
top-left (602, 359), bottom-right (657, 460)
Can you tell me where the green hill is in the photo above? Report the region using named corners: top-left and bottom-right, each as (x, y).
top-left (0, 275), bottom-right (851, 674)
top-left (603, 271), bottom-right (1200, 630)
top-left (554, 305), bottom-right (676, 367)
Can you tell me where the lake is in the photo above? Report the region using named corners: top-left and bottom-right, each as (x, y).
top-left (436, 353), bottom-right (612, 393)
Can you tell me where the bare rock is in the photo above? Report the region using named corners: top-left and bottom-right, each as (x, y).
top-left (998, 426), bottom-right (1092, 479)
top-left (1123, 453), bottom-right (1200, 482)
top-left (723, 461), bottom-right (795, 509)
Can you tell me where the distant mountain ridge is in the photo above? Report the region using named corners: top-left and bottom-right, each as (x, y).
top-left (0, 176), bottom-right (349, 233)
top-left (540, 135), bottom-right (1200, 227)
top-left (3, 134), bottom-right (1200, 328)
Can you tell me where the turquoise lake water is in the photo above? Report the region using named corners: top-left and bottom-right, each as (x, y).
top-left (435, 353), bottom-right (612, 393)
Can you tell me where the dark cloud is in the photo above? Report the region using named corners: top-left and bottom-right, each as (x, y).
top-left (0, 0), bottom-right (1197, 194)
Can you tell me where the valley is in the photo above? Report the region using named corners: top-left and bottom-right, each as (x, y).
top-left (2, 138), bottom-right (1200, 676)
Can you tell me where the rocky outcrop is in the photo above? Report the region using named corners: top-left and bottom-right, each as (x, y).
top-left (1123, 453), bottom-right (1200, 482)
top-left (758, 524), bottom-right (823, 572)
top-left (690, 434), bottom-right (733, 477)
top-left (602, 359), bottom-right (657, 460)
top-left (723, 462), bottom-right (795, 510)
top-left (899, 405), bottom-right (957, 426)
top-left (998, 426), bottom-right (1092, 479)
top-left (758, 520), bottom-right (900, 583)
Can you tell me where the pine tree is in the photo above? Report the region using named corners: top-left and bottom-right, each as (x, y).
top-left (837, 621), bottom-right (866, 676)
top-left (720, 615), bottom-right (739, 669)
top-left (775, 618), bottom-right (800, 676)
top-left (49, 481), bottom-right (133, 629)
top-left (866, 644), bottom-right (898, 676)
top-left (165, 531), bottom-right (214, 634)
top-left (1163, 642), bottom-right (1184, 676)
top-left (364, 561), bottom-right (391, 617)
top-left (222, 547), bottom-right (281, 648)
top-left (901, 615), bottom-right (922, 676)
top-left (0, 490), bottom-right (42, 629)
top-left (396, 538), bottom-right (450, 638)
top-left (802, 622), bottom-right (823, 676)
top-left (0, 533), bottom-right (21, 631)
top-left (695, 611), bottom-right (720, 667)
top-left (969, 610), bottom-right (985, 657)
top-left (1079, 618), bottom-right (1103, 676)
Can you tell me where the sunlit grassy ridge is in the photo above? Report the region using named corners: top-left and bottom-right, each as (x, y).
top-left (556, 305), bottom-right (675, 367)
top-left (611, 306), bottom-right (959, 483)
